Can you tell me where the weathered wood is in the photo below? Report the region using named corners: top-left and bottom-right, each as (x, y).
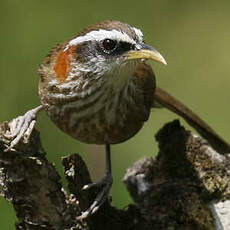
top-left (0, 119), bottom-right (229, 230)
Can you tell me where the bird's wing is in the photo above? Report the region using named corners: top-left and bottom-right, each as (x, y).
top-left (154, 87), bottom-right (230, 154)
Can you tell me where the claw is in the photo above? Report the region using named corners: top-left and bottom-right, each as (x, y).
top-left (4, 116), bottom-right (23, 139)
top-left (82, 181), bottom-right (100, 191)
top-left (4, 105), bottom-right (43, 152)
top-left (82, 184), bottom-right (90, 190)
top-left (77, 174), bottom-right (113, 220)
top-left (92, 206), bottom-right (99, 214)
top-left (24, 120), bottom-right (36, 142)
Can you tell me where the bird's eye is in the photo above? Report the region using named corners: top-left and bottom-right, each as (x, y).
top-left (102, 39), bottom-right (117, 52)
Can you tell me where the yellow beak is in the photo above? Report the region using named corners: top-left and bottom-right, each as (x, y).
top-left (126, 43), bottom-right (167, 65)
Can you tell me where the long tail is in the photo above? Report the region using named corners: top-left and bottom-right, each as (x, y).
top-left (154, 87), bottom-right (230, 154)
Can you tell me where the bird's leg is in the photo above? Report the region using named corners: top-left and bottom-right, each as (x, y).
top-left (4, 105), bottom-right (44, 151)
top-left (78, 144), bottom-right (113, 220)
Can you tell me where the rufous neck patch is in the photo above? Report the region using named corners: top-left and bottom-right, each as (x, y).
top-left (54, 46), bottom-right (78, 83)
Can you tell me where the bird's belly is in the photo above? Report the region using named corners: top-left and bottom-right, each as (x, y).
top-left (68, 115), bottom-right (144, 144)
top-left (46, 102), bottom-right (148, 145)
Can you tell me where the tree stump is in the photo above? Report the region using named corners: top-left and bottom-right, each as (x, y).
top-left (0, 118), bottom-right (230, 230)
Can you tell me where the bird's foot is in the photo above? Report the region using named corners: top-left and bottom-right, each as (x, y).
top-left (77, 173), bottom-right (113, 220)
top-left (4, 105), bottom-right (43, 152)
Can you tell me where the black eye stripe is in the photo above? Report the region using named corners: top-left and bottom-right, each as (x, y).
top-left (100, 39), bottom-right (134, 56)
top-left (119, 41), bottom-right (133, 52)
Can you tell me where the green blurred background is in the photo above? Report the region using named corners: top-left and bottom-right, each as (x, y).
top-left (1, 0), bottom-right (230, 228)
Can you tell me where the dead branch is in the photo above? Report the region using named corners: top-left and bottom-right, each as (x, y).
top-left (0, 119), bottom-right (229, 230)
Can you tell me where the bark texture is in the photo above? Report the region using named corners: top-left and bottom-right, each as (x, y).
top-left (0, 119), bottom-right (230, 230)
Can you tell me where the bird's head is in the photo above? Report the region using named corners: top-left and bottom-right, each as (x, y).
top-left (40, 20), bottom-right (166, 91)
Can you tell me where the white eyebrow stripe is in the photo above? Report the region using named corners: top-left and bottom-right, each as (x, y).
top-left (132, 27), bottom-right (143, 42)
top-left (65, 29), bottom-right (137, 51)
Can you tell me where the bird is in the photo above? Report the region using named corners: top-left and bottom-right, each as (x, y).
top-left (5, 20), bottom-right (230, 219)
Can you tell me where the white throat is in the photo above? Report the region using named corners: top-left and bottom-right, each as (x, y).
top-left (104, 60), bottom-right (138, 90)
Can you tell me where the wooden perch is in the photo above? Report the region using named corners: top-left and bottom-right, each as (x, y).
top-left (0, 118), bottom-right (230, 230)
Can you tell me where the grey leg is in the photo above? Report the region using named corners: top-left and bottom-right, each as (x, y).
top-left (78, 144), bottom-right (113, 220)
